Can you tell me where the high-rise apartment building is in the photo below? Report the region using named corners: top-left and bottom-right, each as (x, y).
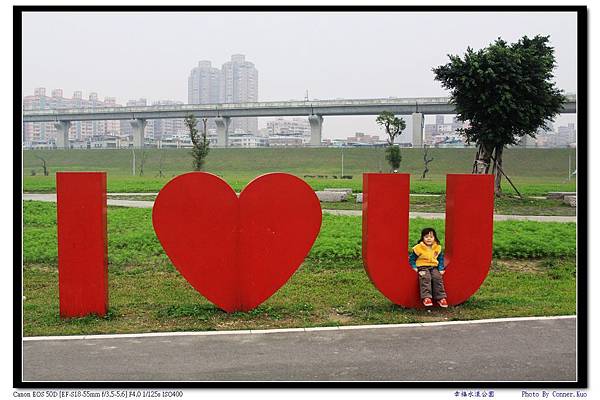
top-left (221, 55), bottom-right (258, 103)
top-left (188, 61), bottom-right (221, 104)
top-left (221, 54), bottom-right (258, 134)
top-left (23, 88), bottom-right (122, 144)
top-left (187, 54), bottom-right (259, 135)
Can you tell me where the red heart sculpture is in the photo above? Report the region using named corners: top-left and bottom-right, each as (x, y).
top-left (152, 172), bottom-right (322, 312)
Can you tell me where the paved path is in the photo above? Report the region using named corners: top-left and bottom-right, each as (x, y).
top-left (22, 316), bottom-right (576, 382)
top-left (324, 209), bottom-right (577, 222)
top-left (24, 193), bottom-right (154, 209)
top-left (23, 194), bottom-right (577, 222)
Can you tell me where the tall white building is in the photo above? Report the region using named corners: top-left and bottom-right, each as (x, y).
top-left (221, 54), bottom-right (258, 134)
top-left (188, 60), bottom-right (221, 104)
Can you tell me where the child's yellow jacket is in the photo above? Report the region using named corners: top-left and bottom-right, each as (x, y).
top-left (409, 242), bottom-right (445, 270)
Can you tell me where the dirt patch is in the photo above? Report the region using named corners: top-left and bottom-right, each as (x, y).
top-left (24, 264), bottom-right (58, 273)
top-left (328, 310), bottom-right (353, 324)
top-left (493, 259), bottom-right (545, 273)
top-left (414, 314), bottom-right (453, 323)
top-left (214, 319), bottom-right (253, 330)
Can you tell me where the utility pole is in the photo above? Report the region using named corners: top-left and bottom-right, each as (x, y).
top-left (132, 148), bottom-right (136, 176)
top-left (341, 146), bottom-right (344, 177)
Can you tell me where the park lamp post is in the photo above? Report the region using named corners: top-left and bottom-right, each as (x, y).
top-left (341, 145), bottom-right (344, 177)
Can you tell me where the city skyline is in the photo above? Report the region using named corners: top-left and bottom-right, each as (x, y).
top-left (21, 85), bottom-right (576, 149)
top-left (22, 11), bottom-right (578, 138)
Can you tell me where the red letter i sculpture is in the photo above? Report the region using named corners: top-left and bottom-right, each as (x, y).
top-left (56, 172), bottom-right (108, 318)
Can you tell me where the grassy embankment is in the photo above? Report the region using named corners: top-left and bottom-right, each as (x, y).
top-left (23, 147), bottom-right (577, 196)
top-left (23, 201), bottom-right (576, 336)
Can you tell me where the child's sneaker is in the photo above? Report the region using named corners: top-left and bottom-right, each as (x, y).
top-left (423, 298), bottom-right (433, 307)
top-left (437, 298), bottom-right (448, 308)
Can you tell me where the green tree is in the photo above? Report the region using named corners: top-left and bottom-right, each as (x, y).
top-left (185, 114), bottom-right (210, 171)
top-left (376, 111), bottom-right (406, 172)
top-left (421, 145), bottom-right (434, 179)
top-left (34, 155), bottom-right (49, 176)
top-left (433, 35), bottom-right (566, 195)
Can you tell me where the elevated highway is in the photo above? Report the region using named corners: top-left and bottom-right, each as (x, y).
top-left (23, 94), bottom-right (577, 148)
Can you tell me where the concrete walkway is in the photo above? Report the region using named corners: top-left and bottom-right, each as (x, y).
top-left (324, 209), bottom-right (577, 223)
top-left (23, 193), bottom-right (577, 222)
top-left (22, 316), bottom-right (576, 382)
top-left (23, 193), bottom-right (154, 209)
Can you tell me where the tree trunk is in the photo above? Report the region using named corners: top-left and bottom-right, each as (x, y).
top-left (36, 156), bottom-right (49, 176)
top-left (472, 143), bottom-right (493, 174)
top-left (492, 144), bottom-right (504, 196)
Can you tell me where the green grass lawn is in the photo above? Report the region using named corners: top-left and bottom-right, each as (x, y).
top-left (23, 147), bottom-right (577, 195)
top-left (23, 202), bottom-right (577, 265)
top-left (23, 174), bottom-right (578, 197)
top-left (317, 195), bottom-right (576, 216)
top-left (23, 147), bottom-right (577, 178)
top-left (23, 257), bottom-right (575, 337)
top-left (22, 201), bottom-right (577, 336)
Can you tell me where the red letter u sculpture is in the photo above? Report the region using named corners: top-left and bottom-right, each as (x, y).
top-left (362, 173), bottom-right (494, 308)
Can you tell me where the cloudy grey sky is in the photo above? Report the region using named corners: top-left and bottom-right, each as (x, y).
top-left (22, 11), bottom-right (578, 139)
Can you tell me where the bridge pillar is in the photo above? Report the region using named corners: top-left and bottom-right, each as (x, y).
top-left (215, 117), bottom-right (231, 147)
top-left (54, 121), bottom-right (71, 149)
top-left (308, 114), bottom-right (323, 147)
top-left (129, 119), bottom-right (147, 148)
top-left (411, 112), bottom-right (424, 148)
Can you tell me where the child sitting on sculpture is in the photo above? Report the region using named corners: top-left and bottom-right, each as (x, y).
top-left (409, 227), bottom-right (448, 308)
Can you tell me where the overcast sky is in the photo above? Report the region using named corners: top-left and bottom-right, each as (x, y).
top-left (21, 11), bottom-right (578, 139)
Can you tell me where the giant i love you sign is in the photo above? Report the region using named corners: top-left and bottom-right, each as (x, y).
top-left (55, 171), bottom-right (493, 318)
